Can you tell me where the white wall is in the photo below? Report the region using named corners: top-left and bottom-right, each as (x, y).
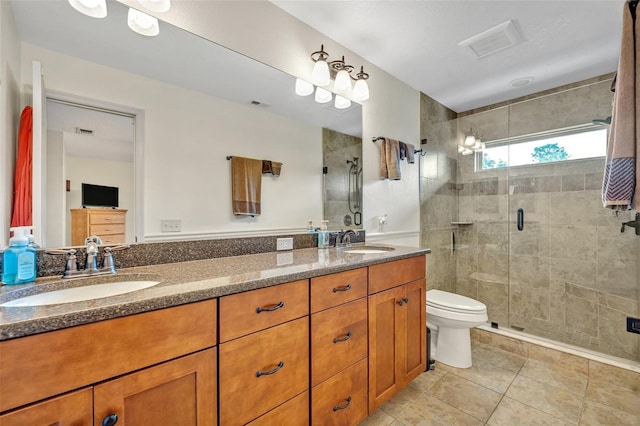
top-left (116, 0), bottom-right (421, 246)
top-left (46, 129), bottom-right (64, 247)
top-left (0, 0), bottom-right (22, 247)
top-left (20, 43), bottom-right (323, 242)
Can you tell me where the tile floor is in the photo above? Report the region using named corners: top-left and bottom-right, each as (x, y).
top-left (360, 330), bottom-right (640, 425)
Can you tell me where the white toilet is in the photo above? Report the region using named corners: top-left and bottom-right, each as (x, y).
top-left (427, 289), bottom-right (488, 368)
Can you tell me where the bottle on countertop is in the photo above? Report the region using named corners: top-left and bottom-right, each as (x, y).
top-left (307, 220), bottom-right (314, 232)
top-left (317, 220), bottom-right (330, 249)
top-left (2, 226), bottom-right (37, 285)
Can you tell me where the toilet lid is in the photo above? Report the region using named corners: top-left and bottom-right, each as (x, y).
top-left (427, 290), bottom-right (486, 313)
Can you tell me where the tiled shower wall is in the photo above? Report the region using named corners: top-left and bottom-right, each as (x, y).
top-left (420, 76), bottom-right (640, 363)
top-left (322, 128), bottom-right (363, 230)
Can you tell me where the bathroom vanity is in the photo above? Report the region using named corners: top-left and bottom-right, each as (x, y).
top-left (0, 246), bottom-right (427, 425)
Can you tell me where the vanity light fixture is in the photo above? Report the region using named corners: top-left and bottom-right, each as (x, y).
top-left (68, 0), bottom-right (107, 18)
top-left (311, 45), bottom-right (331, 86)
top-left (295, 78), bottom-right (314, 96)
top-left (128, 8), bottom-right (160, 36)
top-left (315, 87), bottom-right (333, 104)
top-left (136, 0), bottom-right (171, 13)
top-left (463, 129), bottom-right (477, 146)
top-left (458, 130), bottom-right (485, 155)
top-left (335, 95), bottom-right (351, 109)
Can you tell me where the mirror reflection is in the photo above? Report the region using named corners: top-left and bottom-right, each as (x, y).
top-left (10, 0), bottom-right (362, 248)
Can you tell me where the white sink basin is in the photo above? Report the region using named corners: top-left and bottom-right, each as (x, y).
top-left (0, 281), bottom-right (160, 307)
top-left (344, 246), bottom-right (395, 254)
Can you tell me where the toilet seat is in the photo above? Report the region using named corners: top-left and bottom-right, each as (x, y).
top-left (427, 290), bottom-right (486, 314)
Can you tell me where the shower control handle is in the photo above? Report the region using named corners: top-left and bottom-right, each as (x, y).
top-left (517, 208), bottom-right (524, 231)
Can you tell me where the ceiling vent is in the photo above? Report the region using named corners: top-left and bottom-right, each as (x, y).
top-left (75, 127), bottom-right (94, 135)
top-left (458, 20), bottom-right (522, 59)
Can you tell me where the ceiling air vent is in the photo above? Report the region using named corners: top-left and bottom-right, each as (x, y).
top-left (75, 127), bottom-right (94, 135)
top-left (458, 20), bottom-right (522, 59)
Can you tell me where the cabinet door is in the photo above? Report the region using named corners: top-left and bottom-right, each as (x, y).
top-left (0, 388), bottom-right (92, 425)
top-left (368, 286), bottom-right (404, 412)
top-left (94, 348), bottom-right (216, 426)
top-left (398, 279), bottom-right (426, 386)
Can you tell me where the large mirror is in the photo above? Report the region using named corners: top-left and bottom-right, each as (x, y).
top-left (9, 0), bottom-right (363, 248)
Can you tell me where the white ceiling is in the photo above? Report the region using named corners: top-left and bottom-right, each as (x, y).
top-left (271, 0), bottom-right (625, 112)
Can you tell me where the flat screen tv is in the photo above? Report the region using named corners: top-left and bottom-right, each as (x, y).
top-left (82, 183), bottom-right (119, 208)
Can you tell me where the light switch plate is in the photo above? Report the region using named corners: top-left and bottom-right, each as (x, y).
top-left (161, 219), bottom-right (181, 232)
top-left (277, 237), bottom-right (293, 251)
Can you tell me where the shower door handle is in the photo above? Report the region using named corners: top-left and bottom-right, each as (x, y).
top-left (517, 208), bottom-right (524, 231)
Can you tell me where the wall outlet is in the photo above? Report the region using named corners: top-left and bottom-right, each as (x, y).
top-left (627, 317), bottom-right (640, 334)
top-left (276, 237), bottom-right (293, 251)
top-left (161, 219), bottom-right (181, 232)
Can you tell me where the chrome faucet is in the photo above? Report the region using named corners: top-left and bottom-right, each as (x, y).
top-left (84, 241), bottom-right (100, 274)
top-left (335, 229), bottom-right (359, 248)
top-left (47, 243), bottom-right (129, 279)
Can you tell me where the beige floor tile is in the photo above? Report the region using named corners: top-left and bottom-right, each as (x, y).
top-left (505, 375), bottom-right (584, 424)
top-left (358, 408), bottom-right (395, 426)
top-left (580, 402), bottom-right (640, 426)
top-left (436, 357), bottom-right (517, 394)
top-left (488, 397), bottom-right (573, 426)
top-left (379, 384), bottom-right (423, 418)
top-left (472, 342), bottom-right (527, 373)
top-left (528, 344), bottom-right (589, 375)
top-left (519, 358), bottom-right (588, 395)
top-left (397, 394), bottom-right (483, 426)
top-left (407, 369), bottom-right (446, 394)
top-left (430, 371), bottom-right (502, 422)
top-left (584, 380), bottom-right (640, 416)
top-left (588, 360), bottom-right (640, 391)
top-left (474, 329), bottom-right (529, 357)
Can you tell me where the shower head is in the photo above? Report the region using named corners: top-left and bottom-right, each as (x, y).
top-left (592, 116), bottom-right (611, 126)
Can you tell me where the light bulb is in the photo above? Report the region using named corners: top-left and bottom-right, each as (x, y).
top-left (295, 78), bottom-right (314, 96)
top-left (315, 87), bottom-right (332, 104)
top-left (458, 145), bottom-right (466, 154)
top-left (334, 69), bottom-right (352, 94)
top-left (137, 0), bottom-right (171, 13)
top-left (68, 0), bottom-right (107, 18)
top-left (461, 148), bottom-right (474, 155)
top-left (335, 95), bottom-right (351, 109)
top-left (128, 8), bottom-right (160, 36)
top-left (352, 78), bottom-right (369, 101)
top-left (311, 59), bottom-right (330, 86)
top-left (464, 134), bottom-right (476, 146)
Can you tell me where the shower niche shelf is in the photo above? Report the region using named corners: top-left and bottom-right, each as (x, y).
top-left (451, 222), bottom-right (473, 226)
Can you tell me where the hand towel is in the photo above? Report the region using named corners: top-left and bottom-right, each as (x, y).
top-left (231, 156), bottom-right (262, 216)
top-left (385, 138), bottom-right (402, 180)
top-left (380, 138), bottom-right (389, 178)
top-left (399, 142), bottom-right (407, 161)
top-left (405, 143), bottom-right (416, 164)
top-left (271, 162), bottom-right (282, 176)
top-left (262, 160), bottom-right (273, 174)
top-left (603, 0), bottom-right (639, 209)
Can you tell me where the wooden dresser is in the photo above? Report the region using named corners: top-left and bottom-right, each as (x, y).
top-left (70, 208), bottom-right (127, 245)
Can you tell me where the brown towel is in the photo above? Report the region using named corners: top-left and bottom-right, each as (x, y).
top-left (262, 160), bottom-right (273, 174)
top-left (231, 156), bottom-right (262, 216)
top-left (380, 138), bottom-right (401, 180)
top-left (271, 162), bottom-right (282, 176)
top-left (603, 0), bottom-right (640, 209)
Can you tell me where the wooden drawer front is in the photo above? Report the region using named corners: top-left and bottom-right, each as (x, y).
top-left (248, 391), bottom-right (309, 426)
top-left (0, 299), bottom-right (217, 413)
top-left (219, 280), bottom-right (309, 342)
top-left (310, 268), bottom-right (367, 313)
top-left (99, 234), bottom-right (126, 245)
top-left (311, 358), bottom-right (368, 426)
top-left (219, 317), bottom-right (309, 425)
top-left (368, 255), bottom-right (426, 294)
top-left (311, 298), bottom-right (368, 386)
top-left (90, 223), bottom-right (125, 235)
top-left (0, 388), bottom-right (92, 425)
top-left (90, 211), bottom-right (126, 224)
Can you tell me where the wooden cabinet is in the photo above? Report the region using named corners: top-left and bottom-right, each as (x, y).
top-left (248, 390), bottom-right (309, 426)
top-left (368, 255), bottom-right (427, 413)
top-left (310, 267), bottom-right (367, 313)
top-left (71, 208), bottom-right (127, 245)
top-left (94, 348), bottom-right (217, 426)
top-left (0, 388), bottom-right (92, 425)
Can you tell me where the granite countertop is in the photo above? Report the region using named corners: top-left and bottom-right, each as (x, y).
top-left (0, 244), bottom-right (429, 340)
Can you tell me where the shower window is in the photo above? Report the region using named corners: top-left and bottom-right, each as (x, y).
top-left (479, 124), bottom-right (607, 170)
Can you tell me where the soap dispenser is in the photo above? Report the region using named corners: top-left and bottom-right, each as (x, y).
top-left (2, 226), bottom-right (37, 285)
top-left (317, 220), bottom-right (330, 249)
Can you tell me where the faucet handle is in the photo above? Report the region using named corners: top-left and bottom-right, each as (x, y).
top-left (46, 248), bottom-right (81, 278)
top-left (100, 244), bottom-right (130, 274)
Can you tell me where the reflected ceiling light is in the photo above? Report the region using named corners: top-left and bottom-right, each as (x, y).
top-left (459, 130), bottom-right (485, 156)
top-left (128, 8), bottom-right (160, 36)
top-left (295, 78), bottom-right (314, 96)
top-left (463, 129), bottom-right (477, 146)
top-left (335, 95), bottom-right (351, 109)
top-left (68, 0), bottom-right (107, 18)
top-left (315, 87), bottom-right (333, 104)
top-left (458, 145), bottom-right (474, 155)
top-left (307, 44), bottom-right (371, 101)
top-left (137, 0), bottom-right (171, 13)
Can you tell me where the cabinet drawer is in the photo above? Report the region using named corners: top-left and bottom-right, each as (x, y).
top-left (248, 391), bottom-right (309, 426)
top-left (311, 298), bottom-right (367, 386)
top-left (90, 212), bottom-right (126, 224)
top-left (0, 388), bottom-right (92, 425)
top-left (90, 223), bottom-right (125, 235)
top-left (99, 234), bottom-right (126, 245)
top-left (311, 268), bottom-right (367, 313)
top-left (368, 255), bottom-right (426, 294)
top-left (219, 280), bottom-right (309, 342)
top-left (219, 317), bottom-right (309, 425)
top-left (311, 358), bottom-right (368, 426)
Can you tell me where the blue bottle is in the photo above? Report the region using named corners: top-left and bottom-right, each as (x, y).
top-left (2, 227), bottom-right (37, 285)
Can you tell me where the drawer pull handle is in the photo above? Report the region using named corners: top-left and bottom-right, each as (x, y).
top-left (397, 297), bottom-right (409, 306)
top-left (102, 414), bottom-right (119, 426)
top-left (256, 361), bottom-right (284, 377)
top-left (333, 331), bottom-right (352, 344)
top-left (332, 283), bottom-right (352, 293)
top-left (256, 301), bottom-right (284, 313)
top-left (333, 396), bottom-right (352, 412)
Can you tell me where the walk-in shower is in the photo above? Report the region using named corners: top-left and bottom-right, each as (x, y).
top-left (420, 76), bottom-right (640, 367)
top-left (346, 157), bottom-right (363, 226)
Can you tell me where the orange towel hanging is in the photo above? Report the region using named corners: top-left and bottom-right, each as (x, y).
top-left (10, 106), bottom-right (33, 228)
